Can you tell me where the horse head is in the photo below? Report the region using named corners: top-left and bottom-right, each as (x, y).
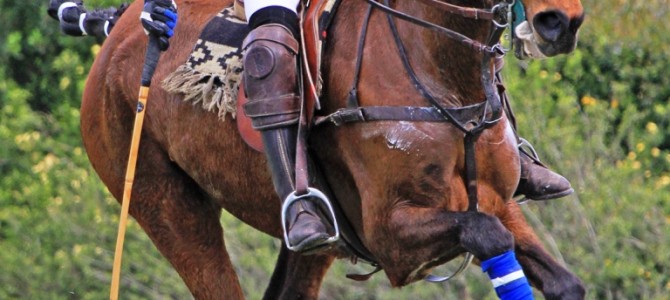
top-left (513, 0), bottom-right (585, 58)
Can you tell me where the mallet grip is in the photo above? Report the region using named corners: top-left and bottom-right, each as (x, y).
top-left (141, 35), bottom-right (162, 86)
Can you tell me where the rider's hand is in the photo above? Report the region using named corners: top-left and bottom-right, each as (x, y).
top-left (140, 0), bottom-right (178, 51)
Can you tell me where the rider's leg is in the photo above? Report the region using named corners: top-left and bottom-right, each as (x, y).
top-left (498, 73), bottom-right (573, 201)
top-left (515, 139), bottom-right (573, 200)
top-left (242, 3), bottom-right (332, 252)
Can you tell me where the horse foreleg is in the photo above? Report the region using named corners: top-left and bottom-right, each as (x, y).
top-left (114, 141), bottom-right (245, 299)
top-left (374, 208), bottom-right (515, 286)
top-left (499, 202), bottom-right (586, 300)
top-left (263, 246), bottom-right (335, 300)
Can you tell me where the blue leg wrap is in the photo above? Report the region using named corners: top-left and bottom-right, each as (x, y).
top-left (481, 251), bottom-right (534, 300)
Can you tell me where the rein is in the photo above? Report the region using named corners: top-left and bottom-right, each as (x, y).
top-left (314, 0), bottom-right (515, 282)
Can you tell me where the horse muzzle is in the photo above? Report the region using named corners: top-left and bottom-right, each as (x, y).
top-left (513, 10), bottom-right (584, 60)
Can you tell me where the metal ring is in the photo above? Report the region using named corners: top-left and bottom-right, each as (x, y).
top-left (491, 3), bottom-right (511, 28)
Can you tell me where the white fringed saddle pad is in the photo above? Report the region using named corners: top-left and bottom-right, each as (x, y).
top-left (162, 6), bottom-right (249, 119)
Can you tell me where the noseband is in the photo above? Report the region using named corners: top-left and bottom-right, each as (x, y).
top-left (314, 0), bottom-right (518, 282)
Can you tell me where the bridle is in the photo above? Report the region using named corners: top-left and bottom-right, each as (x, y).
top-left (312, 0), bottom-right (523, 282)
top-left (317, 0), bottom-right (518, 211)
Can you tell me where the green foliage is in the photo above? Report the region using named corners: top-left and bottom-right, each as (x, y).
top-left (500, 1), bottom-right (670, 298)
top-left (0, 0), bottom-right (191, 298)
top-left (1, 0), bottom-right (669, 299)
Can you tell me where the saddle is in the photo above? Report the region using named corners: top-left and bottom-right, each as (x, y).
top-left (162, 0), bottom-right (339, 152)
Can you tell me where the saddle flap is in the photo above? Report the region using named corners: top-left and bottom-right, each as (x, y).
top-left (236, 79), bottom-right (264, 152)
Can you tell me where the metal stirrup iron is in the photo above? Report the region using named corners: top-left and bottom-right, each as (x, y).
top-left (424, 253), bottom-right (475, 282)
top-left (281, 188), bottom-right (341, 251)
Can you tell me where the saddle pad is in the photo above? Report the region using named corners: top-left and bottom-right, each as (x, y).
top-left (162, 6), bottom-right (248, 120)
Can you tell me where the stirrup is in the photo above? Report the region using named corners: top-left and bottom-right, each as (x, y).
top-left (518, 138), bottom-right (541, 163)
top-left (281, 188), bottom-right (340, 251)
top-left (424, 252), bottom-right (475, 283)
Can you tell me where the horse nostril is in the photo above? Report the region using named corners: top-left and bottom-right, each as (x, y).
top-left (533, 11), bottom-right (568, 42)
top-left (569, 14), bottom-right (585, 34)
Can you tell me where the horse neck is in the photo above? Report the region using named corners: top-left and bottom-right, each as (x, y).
top-left (327, 0), bottom-right (495, 109)
top-left (399, 0), bottom-right (497, 107)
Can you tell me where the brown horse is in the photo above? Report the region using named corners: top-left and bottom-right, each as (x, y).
top-left (80, 0), bottom-right (585, 298)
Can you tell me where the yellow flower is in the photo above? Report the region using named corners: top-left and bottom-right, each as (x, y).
top-left (651, 148), bottom-right (661, 157)
top-left (636, 143), bottom-right (646, 152)
top-left (92, 44), bottom-right (101, 56)
top-left (658, 176), bottom-right (670, 187)
top-left (32, 153), bottom-right (59, 173)
top-left (581, 95), bottom-right (597, 106)
top-left (611, 99), bottom-right (619, 108)
top-left (73, 245), bottom-right (82, 255)
top-left (59, 77), bottom-right (71, 90)
top-left (632, 161), bottom-right (641, 170)
top-left (553, 72), bottom-right (562, 81)
top-left (646, 122), bottom-right (659, 134)
top-left (628, 152), bottom-right (637, 160)
top-left (539, 70), bottom-right (549, 79)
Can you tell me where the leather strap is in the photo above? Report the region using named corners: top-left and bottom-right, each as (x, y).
top-left (464, 133), bottom-right (480, 211)
top-left (243, 95), bottom-right (301, 118)
top-left (315, 102), bottom-right (487, 126)
top-left (242, 24), bottom-right (299, 52)
top-left (415, 0), bottom-right (495, 20)
top-left (294, 95), bottom-right (310, 195)
top-left (364, 0), bottom-right (505, 56)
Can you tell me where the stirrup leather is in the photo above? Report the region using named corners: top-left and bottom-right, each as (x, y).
top-left (281, 188), bottom-right (340, 251)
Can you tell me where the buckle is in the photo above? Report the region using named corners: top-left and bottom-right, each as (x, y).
top-left (330, 108), bottom-right (366, 126)
top-left (281, 188), bottom-right (341, 251)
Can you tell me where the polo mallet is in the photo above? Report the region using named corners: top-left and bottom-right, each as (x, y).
top-left (109, 33), bottom-right (162, 300)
